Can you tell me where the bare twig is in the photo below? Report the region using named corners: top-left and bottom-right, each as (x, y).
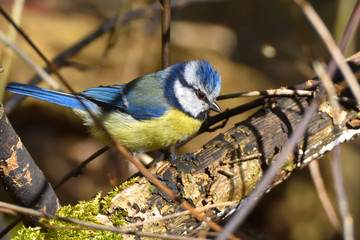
top-left (294, 0), bottom-right (360, 103)
top-left (315, 59), bottom-right (355, 240)
top-left (53, 146), bottom-right (110, 190)
top-left (0, 6), bottom-right (115, 153)
top-left (331, 148), bottom-right (354, 240)
top-left (199, 96), bottom-right (272, 133)
top-left (303, 2), bottom-right (356, 237)
top-left (0, 31), bottom-right (61, 90)
top-left (160, 0), bottom-right (171, 68)
top-left (217, 88), bottom-right (313, 100)
top-left (310, 61), bottom-right (343, 232)
top-left (0, 6), bottom-right (58, 77)
top-left (0, 201), bottom-right (208, 240)
top-left (328, 1), bottom-right (360, 76)
top-left (0, 0), bottom-right (25, 101)
top-left (0, 217), bottom-right (21, 238)
top-left (123, 201), bottom-right (236, 229)
top-left (313, 61), bottom-right (341, 123)
top-left (308, 161), bottom-right (341, 231)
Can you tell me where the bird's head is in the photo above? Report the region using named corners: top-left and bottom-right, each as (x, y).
top-left (165, 60), bottom-right (221, 120)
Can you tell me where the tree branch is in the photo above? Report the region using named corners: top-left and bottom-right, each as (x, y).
top-left (0, 103), bottom-right (59, 226)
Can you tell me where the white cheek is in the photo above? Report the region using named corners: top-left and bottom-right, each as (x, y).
top-left (174, 80), bottom-right (207, 118)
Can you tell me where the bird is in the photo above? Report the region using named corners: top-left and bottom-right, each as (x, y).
top-left (6, 60), bottom-right (221, 153)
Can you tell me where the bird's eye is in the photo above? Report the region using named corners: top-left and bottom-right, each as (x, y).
top-left (196, 90), bottom-right (206, 100)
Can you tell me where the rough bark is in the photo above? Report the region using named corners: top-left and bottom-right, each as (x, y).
top-left (98, 94), bottom-right (360, 238)
top-left (0, 103), bottom-right (60, 226)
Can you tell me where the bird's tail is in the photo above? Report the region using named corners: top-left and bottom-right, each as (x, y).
top-left (6, 82), bottom-right (94, 110)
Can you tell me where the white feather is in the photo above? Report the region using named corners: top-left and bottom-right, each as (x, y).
top-left (183, 61), bottom-right (207, 96)
top-left (174, 79), bottom-right (208, 118)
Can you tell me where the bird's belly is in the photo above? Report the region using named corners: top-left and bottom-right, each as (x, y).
top-left (74, 108), bottom-right (203, 152)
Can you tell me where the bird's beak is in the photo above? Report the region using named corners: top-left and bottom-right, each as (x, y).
top-left (210, 101), bottom-right (221, 112)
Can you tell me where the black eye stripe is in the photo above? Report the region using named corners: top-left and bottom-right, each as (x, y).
top-left (177, 76), bottom-right (208, 100)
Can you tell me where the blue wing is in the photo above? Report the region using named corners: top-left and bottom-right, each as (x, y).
top-left (6, 82), bottom-right (95, 110)
top-left (80, 74), bottom-right (170, 120)
top-left (7, 70), bottom-right (170, 120)
top-left (80, 84), bottom-right (126, 108)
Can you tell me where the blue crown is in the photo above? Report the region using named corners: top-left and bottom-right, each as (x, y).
top-left (196, 60), bottom-right (221, 95)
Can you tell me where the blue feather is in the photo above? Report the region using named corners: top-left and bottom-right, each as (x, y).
top-left (7, 81), bottom-right (168, 120)
top-left (80, 85), bottom-right (126, 108)
top-left (79, 81), bottom-right (168, 120)
top-left (123, 105), bottom-right (167, 120)
top-left (6, 82), bottom-right (95, 110)
top-left (196, 60), bottom-right (221, 94)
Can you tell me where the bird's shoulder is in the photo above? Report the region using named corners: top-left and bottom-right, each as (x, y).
top-left (80, 73), bottom-right (170, 120)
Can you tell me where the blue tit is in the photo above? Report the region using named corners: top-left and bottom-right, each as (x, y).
top-left (6, 60), bottom-right (221, 152)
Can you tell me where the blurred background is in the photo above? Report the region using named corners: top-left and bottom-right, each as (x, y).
top-left (0, 0), bottom-right (359, 239)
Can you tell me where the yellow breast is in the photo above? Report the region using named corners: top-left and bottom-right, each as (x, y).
top-left (74, 108), bottom-right (203, 152)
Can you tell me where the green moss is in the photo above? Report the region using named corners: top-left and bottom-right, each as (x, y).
top-left (100, 176), bottom-right (140, 212)
top-left (13, 177), bottom-right (142, 239)
top-left (109, 210), bottom-right (128, 227)
top-left (13, 227), bottom-right (44, 240)
top-left (147, 182), bottom-right (156, 193)
top-left (13, 193), bottom-right (124, 239)
top-left (12, 177), bottom-right (142, 240)
top-left (55, 193), bottom-right (102, 221)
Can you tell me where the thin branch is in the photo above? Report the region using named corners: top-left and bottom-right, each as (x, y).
top-left (308, 161), bottom-right (341, 231)
top-left (0, 217), bottom-right (21, 239)
top-left (217, 88), bottom-right (313, 100)
top-left (160, 0), bottom-right (171, 68)
top-left (328, 1), bottom-right (360, 76)
top-left (0, 6), bottom-right (121, 164)
top-left (53, 146), bottom-right (110, 190)
top-left (0, 0), bottom-right (25, 101)
top-left (294, 0), bottom-right (360, 103)
top-left (316, 58), bottom-right (355, 239)
top-left (331, 148), bottom-right (354, 240)
top-left (313, 61), bottom-right (341, 123)
top-left (0, 6), bottom-right (60, 79)
top-left (309, 11), bottom-right (355, 240)
top-left (123, 201), bottom-right (236, 229)
top-left (0, 31), bottom-right (61, 90)
top-left (199, 96), bottom-right (272, 133)
top-left (0, 201), bottom-right (208, 240)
